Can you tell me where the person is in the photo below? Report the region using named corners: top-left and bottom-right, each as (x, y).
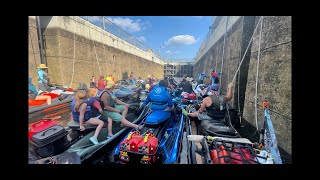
top-left (97, 74), bottom-right (106, 96)
top-left (87, 88), bottom-right (114, 139)
top-left (182, 83), bottom-right (233, 122)
top-left (100, 80), bottom-right (143, 130)
top-left (90, 76), bottom-right (97, 88)
top-left (36, 64), bottom-right (52, 92)
top-left (210, 69), bottom-right (221, 85)
top-left (29, 77), bottom-right (52, 105)
top-left (196, 71), bottom-right (208, 89)
top-left (89, 76), bottom-right (98, 97)
top-left (164, 77), bottom-right (174, 90)
top-left (129, 72), bottom-right (136, 84)
top-left (106, 74), bottom-right (114, 82)
top-left (71, 83), bottom-right (113, 145)
top-left (180, 77), bottom-right (193, 94)
top-left (141, 80), bottom-right (179, 121)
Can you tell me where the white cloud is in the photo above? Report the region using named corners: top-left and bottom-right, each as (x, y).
top-left (106, 17), bottom-right (144, 33)
top-left (165, 35), bottom-right (197, 46)
top-left (137, 36), bottom-right (146, 42)
top-left (166, 50), bottom-right (171, 54)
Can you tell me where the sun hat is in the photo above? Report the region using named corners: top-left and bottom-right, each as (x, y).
top-left (37, 64), bottom-right (49, 69)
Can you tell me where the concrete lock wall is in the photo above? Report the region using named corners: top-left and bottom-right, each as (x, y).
top-left (194, 16), bottom-right (292, 162)
top-left (29, 16), bottom-right (164, 89)
top-left (28, 16), bottom-right (42, 86)
top-left (243, 16), bottom-right (292, 157)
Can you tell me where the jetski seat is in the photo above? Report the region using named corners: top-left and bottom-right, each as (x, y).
top-left (145, 110), bottom-right (171, 125)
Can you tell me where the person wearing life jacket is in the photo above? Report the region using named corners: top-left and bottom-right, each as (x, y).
top-left (71, 83), bottom-right (113, 145)
top-left (29, 76), bottom-right (52, 105)
top-left (182, 83), bottom-right (233, 122)
top-left (210, 69), bottom-right (221, 85)
top-left (36, 64), bottom-right (52, 92)
top-left (141, 80), bottom-right (178, 121)
top-left (100, 80), bottom-right (144, 131)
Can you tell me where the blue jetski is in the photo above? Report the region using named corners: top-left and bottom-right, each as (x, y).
top-left (111, 104), bottom-right (185, 164)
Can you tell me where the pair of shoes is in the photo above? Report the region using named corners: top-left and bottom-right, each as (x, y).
top-left (181, 107), bottom-right (188, 116)
top-left (89, 136), bottom-right (99, 145)
top-left (106, 134), bottom-right (113, 139)
top-left (138, 124), bottom-right (145, 131)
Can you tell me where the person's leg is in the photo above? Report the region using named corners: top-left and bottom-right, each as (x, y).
top-left (115, 105), bottom-right (126, 127)
top-left (120, 117), bottom-right (139, 130)
top-left (44, 83), bottom-right (52, 92)
top-left (35, 95), bottom-right (52, 105)
top-left (107, 117), bottom-right (113, 136)
top-left (116, 105), bottom-right (127, 118)
top-left (86, 118), bottom-right (104, 139)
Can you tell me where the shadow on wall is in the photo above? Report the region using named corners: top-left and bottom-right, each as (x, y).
top-left (122, 72), bottom-right (128, 80)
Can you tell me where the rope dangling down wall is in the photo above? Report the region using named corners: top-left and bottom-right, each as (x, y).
top-left (219, 16), bottom-right (229, 94)
top-left (102, 17), bottom-right (108, 76)
top-left (254, 16), bottom-right (264, 131)
top-left (230, 16), bottom-right (263, 85)
top-left (237, 17), bottom-right (245, 124)
top-left (70, 23), bottom-right (76, 88)
top-left (89, 26), bottom-right (102, 75)
top-left (225, 16), bottom-right (262, 127)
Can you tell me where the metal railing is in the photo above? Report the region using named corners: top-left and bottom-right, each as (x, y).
top-left (79, 16), bottom-right (162, 60)
top-left (194, 16), bottom-right (241, 63)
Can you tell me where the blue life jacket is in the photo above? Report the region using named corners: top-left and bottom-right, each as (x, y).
top-left (87, 97), bottom-right (101, 117)
top-left (71, 99), bottom-right (92, 122)
top-left (147, 86), bottom-right (172, 110)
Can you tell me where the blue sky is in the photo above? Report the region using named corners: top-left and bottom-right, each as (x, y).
top-left (104, 16), bottom-right (213, 61)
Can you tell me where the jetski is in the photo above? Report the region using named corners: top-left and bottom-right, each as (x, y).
top-left (109, 103), bottom-right (185, 164)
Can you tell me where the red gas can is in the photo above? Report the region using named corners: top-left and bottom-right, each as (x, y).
top-left (28, 119), bottom-right (57, 140)
top-left (120, 131), bottom-right (143, 152)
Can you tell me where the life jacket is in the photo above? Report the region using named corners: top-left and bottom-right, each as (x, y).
top-left (149, 86), bottom-right (169, 110)
top-left (86, 97), bottom-right (101, 117)
top-left (206, 94), bottom-right (226, 119)
top-left (99, 89), bottom-right (116, 108)
top-left (71, 99), bottom-right (92, 121)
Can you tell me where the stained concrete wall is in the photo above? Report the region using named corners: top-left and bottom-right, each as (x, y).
top-left (194, 16), bottom-right (292, 163)
top-left (29, 16), bottom-right (164, 89)
top-left (243, 16), bottom-right (292, 158)
top-left (193, 16), bottom-right (255, 109)
top-left (28, 16), bottom-right (41, 86)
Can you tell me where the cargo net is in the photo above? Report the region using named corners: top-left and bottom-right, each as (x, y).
top-left (207, 139), bottom-right (273, 164)
top-left (119, 130), bottom-right (159, 164)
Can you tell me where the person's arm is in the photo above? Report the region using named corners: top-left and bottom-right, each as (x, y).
top-left (101, 93), bottom-right (122, 113)
top-left (224, 83), bottom-right (233, 102)
top-left (116, 97), bottom-right (128, 106)
top-left (93, 99), bottom-right (104, 114)
top-left (166, 92), bottom-right (173, 108)
top-left (198, 97), bottom-right (208, 113)
top-left (79, 103), bottom-right (87, 130)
